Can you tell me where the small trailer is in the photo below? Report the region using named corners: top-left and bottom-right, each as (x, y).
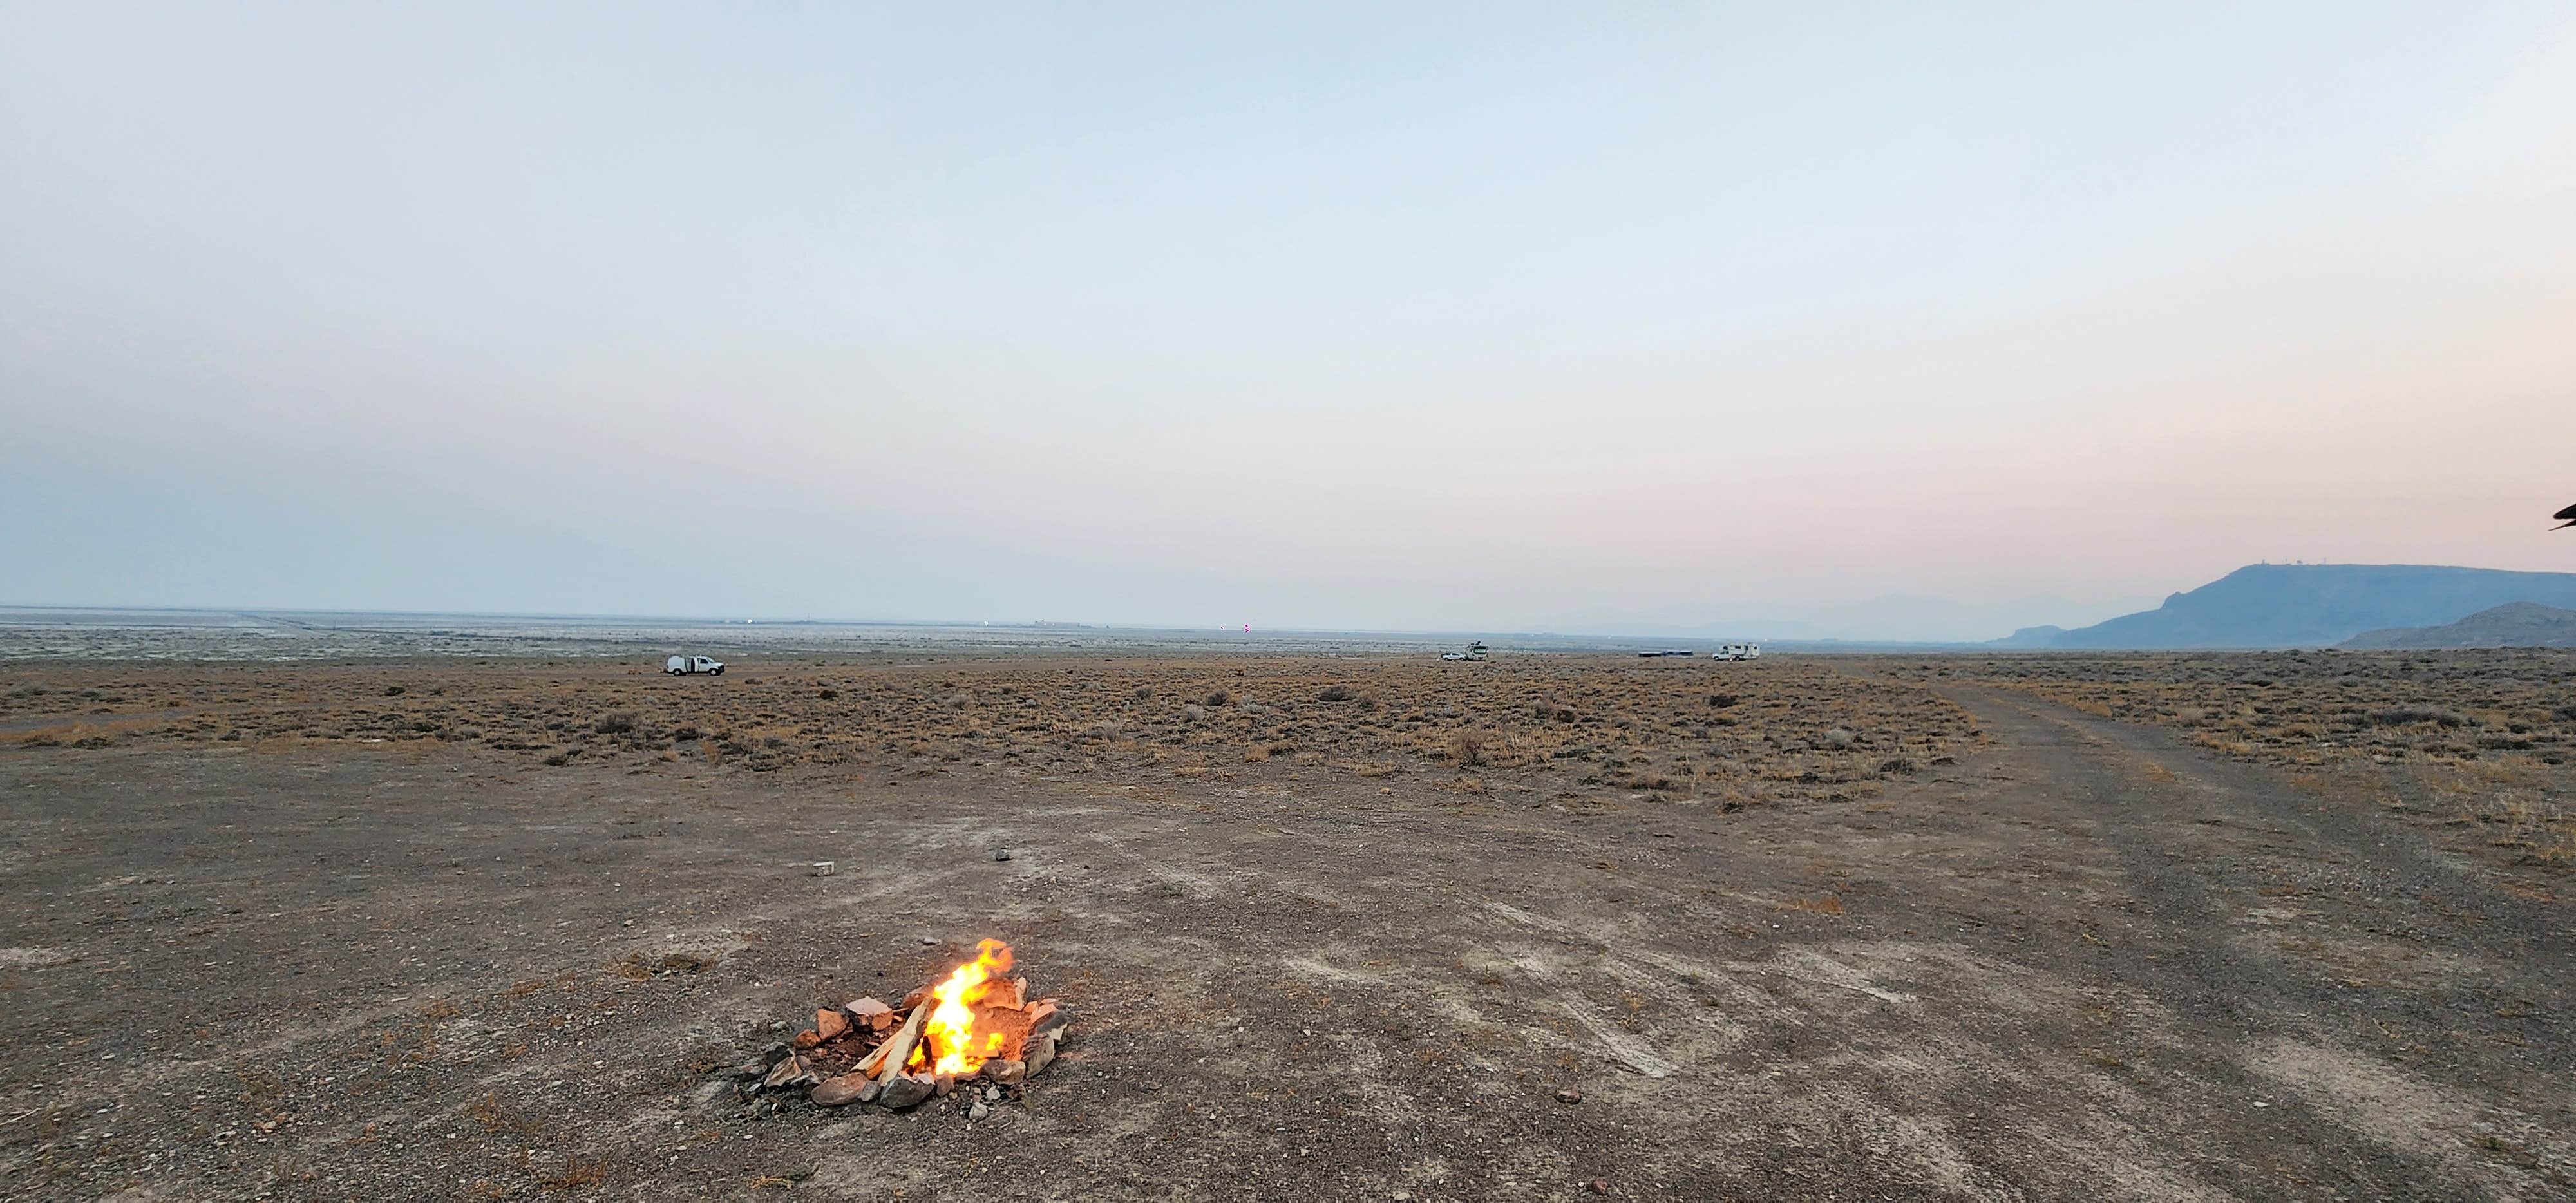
top-left (1711, 642), bottom-right (1761, 661)
top-left (665, 654), bottom-right (726, 676)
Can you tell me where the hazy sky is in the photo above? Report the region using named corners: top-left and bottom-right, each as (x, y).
top-left (5, 3), bottom-right (2573, 640)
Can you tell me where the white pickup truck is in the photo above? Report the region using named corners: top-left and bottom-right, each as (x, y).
top-left (665, 655), bottom-right (726, 676)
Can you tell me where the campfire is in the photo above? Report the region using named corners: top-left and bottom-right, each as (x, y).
top-left (741, 939), bottom-right (1070, 1113)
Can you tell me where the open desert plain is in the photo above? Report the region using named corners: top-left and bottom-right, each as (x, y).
top-left (3, 644), bottom-right (2572, 1201)
top-left (14, 2), bottom-right (2576, 1198)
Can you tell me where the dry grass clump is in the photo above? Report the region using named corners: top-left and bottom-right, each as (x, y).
top-left (2367, 703), bottom-right (2471, 729)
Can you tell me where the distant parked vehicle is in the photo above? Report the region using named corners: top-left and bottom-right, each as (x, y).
top-left (666, 654), bottom-right (726, 675)
top-left (1711, 642), bottom-right (1761, 661)
top-left (1441, 641), bottom-right (1491, 662)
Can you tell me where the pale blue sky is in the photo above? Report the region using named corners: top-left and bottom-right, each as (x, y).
top-left (5, 3), bottom-right (2573, 639)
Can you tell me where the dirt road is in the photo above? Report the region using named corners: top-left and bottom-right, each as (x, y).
top-left (1, 674), bottom-right (2567, 1200)
top-left (1915, 686), bottom-right (2571, 1200)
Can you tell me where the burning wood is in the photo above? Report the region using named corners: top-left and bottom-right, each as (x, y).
top-left (736, 938), bottom-right (1070, 1115)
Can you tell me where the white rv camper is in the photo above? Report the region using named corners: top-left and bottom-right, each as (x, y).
top-left (1711, 641), bottom-right (1761, 661)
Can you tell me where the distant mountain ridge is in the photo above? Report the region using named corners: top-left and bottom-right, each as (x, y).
top-left (1996, 564), bottom-right (2576, 649)
top-left (2341, 602), bottom-right (2576, 649)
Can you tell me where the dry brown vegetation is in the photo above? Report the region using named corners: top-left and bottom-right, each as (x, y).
top-left (1932, 649), bottom-right (2576, 871)
top-left (0, 656), bottom-right (1984, 812)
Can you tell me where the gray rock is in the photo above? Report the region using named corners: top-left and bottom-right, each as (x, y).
top-left (875, 1073), bottom-right (934, 1110)
top-left (992, 848), bottom-right (1013, 861)
top-left (968, 1101), bottom-right (990, 1120)
top-left (985, 1059), bottom-right (1026, 1085)
top-left (762, 1054), bottom-right (816, 1090)
top-left (1023, 1035), bottom-right (1056, 1077)
top-left (1555, 1088), bottom-right (1582, 1104)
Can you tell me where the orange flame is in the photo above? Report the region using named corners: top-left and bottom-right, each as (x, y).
top-left (922, 938), bottom-right (1014, 1075)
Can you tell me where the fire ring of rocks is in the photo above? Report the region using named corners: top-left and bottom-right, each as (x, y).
top-left (736, 940), bottom-right (1069, 1115)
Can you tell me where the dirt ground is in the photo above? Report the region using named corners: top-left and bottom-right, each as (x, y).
top-left (3, 654), bottom-right (2570, 1200)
